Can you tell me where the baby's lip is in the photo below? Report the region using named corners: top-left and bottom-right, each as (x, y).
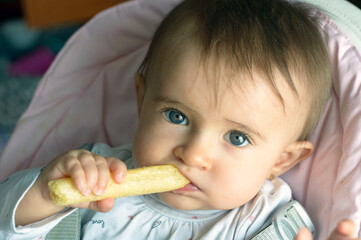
top-left (174, 168), bottom-right (201, 192)
top-left (174, 170), bottom-right (200, 192)
top-left (173, 182), bottom-right (200, 192)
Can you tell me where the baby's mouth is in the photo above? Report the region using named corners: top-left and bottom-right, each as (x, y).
top-left (172, 182), bottom-right (200, 193)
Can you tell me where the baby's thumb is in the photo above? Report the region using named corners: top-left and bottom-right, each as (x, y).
top-left (294, 227), bottom-right (313, 240)
top-left (90, 198), bottom-right (115, 212)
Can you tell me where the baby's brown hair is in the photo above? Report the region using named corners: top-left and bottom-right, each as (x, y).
top-left (138, 0), bottom-right (332, 140)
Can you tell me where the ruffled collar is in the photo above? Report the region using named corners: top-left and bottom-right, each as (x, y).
top-left (141, 193), bottom-right (228, 222)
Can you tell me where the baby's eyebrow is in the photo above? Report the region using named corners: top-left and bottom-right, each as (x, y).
top-left (153, 95), bottom-right (192, 111)
top-left (153, 95), bottom-right (179, 105)
top-left (225, 118), bottom-right (266, 142)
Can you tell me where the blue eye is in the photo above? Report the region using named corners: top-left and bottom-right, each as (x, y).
top-left (225, 131), bottom-right (250, 147)
top-left (163, 109), bottom-right (188, 125)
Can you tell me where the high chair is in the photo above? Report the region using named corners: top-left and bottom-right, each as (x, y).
top-left (0, 0), bottom-right (360, 239)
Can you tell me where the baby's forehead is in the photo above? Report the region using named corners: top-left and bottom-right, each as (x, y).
top-left (152, 48), bottom-right (303, 113)
top-left (155, 48), bottom-right (302, 105)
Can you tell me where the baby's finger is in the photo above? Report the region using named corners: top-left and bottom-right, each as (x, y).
top-left (333, 219), bottom-right (358, 239)
top-left (62, 154), bottom-right (88, 195)
top-left (337, 219), bottom-right (356, 236)
top-left (294, 227), bottom-right (312, 240)
top-left (93, 155), bottom-right (110, 196)
top-left (327, 219), bottom-right (359, 240)
top-left (107, 157), bottom-right (127, 183)
top-left (78, 152), bottom-right (100, 194)
top-left (73, 198), bottom-right (115, 212)
top-left (92, 198), bottom-right (115, 212)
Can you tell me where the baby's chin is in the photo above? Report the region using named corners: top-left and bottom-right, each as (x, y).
top-left (158, 192), bottom-right (249, 211)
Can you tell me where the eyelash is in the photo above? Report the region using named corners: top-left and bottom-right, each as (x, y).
top-left (160, 106), bottom-right (253, 146)
top-left (225, 130), bottom-right (253, 147)
top-left (161, 107), bottom-right (188, 125)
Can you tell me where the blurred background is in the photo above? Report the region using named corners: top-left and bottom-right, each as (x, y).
top-left (0, 0), bottom-right (127, 154)
top-left (0, 0), bottom-right (360, 155)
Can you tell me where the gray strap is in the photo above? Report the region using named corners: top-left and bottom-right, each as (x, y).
top-left (250, 223), bottom-right (279, 240)
top-left (249, 200), bottom-right (315, 240)
top-left (46, 209), bottom-right (81, 240)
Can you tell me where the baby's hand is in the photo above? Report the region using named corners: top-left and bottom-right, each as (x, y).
top-left (294, 219), bottom-right (360, 240)
top-left (327, 219), bottom-right (360, 240)
top-left (15, 150), bottom-right (126, 226)
top-left (39, 150), bottom-right (127, 212)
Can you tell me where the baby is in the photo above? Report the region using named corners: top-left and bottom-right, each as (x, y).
top-left (0, 0), bottom-right (359, 239)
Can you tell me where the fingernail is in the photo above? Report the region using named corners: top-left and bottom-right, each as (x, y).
top-left (115, 172), bottom-right (124, 183)
top-left (82, 188), bottom-right (91, 197)
top-left (79, 185), bottom-right (86, 195)
top-left (78, 182), bottom-right (89, 196)
top-left (94, 187), bottom-right (103, 196)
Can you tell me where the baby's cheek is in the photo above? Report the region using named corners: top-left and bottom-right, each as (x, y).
top-left (132, 139), bottom-right (151, 167)
top-left (132, 132), bottom-right (164, 167)
top-left (214, 165), bottom-right (263, 207)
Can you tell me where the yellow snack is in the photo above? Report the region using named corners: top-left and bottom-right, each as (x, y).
top-left (48, 165), bottom-right (189, 206)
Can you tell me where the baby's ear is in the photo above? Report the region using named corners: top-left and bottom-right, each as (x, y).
top-left (134, 73), bottom-right (146, 115)
top-left (271, 141), bottom-right (314, 177)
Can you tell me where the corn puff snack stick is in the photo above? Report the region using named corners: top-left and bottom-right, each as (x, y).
top-left (48, 165), bottom-right (189, 206)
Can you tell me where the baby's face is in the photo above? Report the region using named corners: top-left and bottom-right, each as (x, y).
top-left (132, 51), bottom-right (307, 211)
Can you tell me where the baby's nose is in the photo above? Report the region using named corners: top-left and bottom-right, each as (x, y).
top-left (173, 133), bottom-right (214, 170)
